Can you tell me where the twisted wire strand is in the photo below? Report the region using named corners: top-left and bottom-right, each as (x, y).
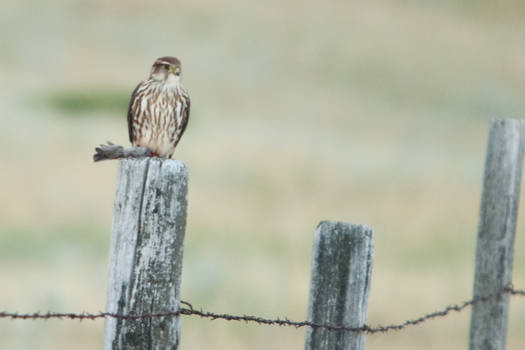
top-left (1, 284), bottom-right (523, 334)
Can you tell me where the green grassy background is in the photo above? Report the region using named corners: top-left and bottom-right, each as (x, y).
top-left (1, 1), bottom-right (525, 349)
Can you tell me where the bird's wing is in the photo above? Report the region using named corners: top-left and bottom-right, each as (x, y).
top-left (174, 90), bottom-right (191, 148)
top-left (180, 92), bottom-right (191, 137)
top-left (127, 82), bottom-right (143, 144)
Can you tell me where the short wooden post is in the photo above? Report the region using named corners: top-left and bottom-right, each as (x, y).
top-left (469, 119), bottom-right (525, 350)
top-left (305, 221), bottom-right (374, 350)
top-left (104, 158), bottom-right (189, 350)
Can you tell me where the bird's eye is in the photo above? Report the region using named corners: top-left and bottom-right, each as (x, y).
top-left (163, 64), bottom-right (170, 69)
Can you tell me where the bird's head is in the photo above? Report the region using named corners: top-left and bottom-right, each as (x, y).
top-left (150, 56), bottom-right (182, 83)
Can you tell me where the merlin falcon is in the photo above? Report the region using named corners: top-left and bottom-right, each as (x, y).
top-left (127, 56), bottom-right (190, 158)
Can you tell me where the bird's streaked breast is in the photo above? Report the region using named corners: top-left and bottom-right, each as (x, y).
top-left (128, 79), bottom-right (189, 158)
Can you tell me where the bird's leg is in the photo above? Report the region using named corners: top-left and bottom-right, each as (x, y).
top-left (150, 151), bottom-right (160, 157)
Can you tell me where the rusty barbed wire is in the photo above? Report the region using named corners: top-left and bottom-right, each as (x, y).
top-left (1, 284), bottom-right (524, 334)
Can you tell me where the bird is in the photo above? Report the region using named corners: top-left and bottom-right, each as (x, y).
top-left (127, 56), bottom-right (190, 158)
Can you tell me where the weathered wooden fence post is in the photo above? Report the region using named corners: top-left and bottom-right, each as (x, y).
top-left (104, 158), bottom-right (189, 350)
top-left (305, 221), bottom-right (374, 350)
top-left (469, 119), bottom-right (525, 350)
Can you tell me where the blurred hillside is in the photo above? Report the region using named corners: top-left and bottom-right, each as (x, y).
top-left (1, 1), bottom-right (524, 349)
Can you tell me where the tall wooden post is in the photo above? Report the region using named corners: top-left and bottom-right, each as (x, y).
top-left (305, 221), bottom-right (374, 350)
top-left (469, 119), bottom-right (525, 350)
top-left (104, 158), bottom-right (189, 350)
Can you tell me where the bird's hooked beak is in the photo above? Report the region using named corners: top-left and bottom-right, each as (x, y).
top-left (170, 66), bottom-right (181, 76)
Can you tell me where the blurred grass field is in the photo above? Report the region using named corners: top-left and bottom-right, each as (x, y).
top-left (1, 1), bottom-right (525, 349)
